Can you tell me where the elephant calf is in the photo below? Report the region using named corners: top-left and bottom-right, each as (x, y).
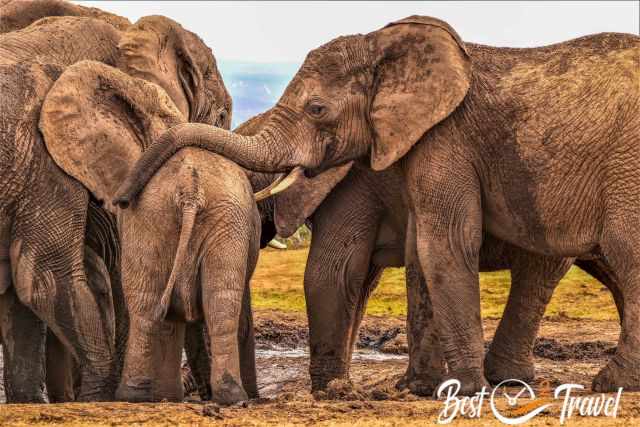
top-left (39, 61), bottom-right (259, 404)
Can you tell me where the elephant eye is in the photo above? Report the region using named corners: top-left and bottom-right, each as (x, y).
top-left (306, 102), bottom-right (327, 118)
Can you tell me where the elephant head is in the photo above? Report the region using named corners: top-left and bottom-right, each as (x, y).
top-left (113, 15), bottom-right (471, 207)
top-left (232, 109), bottom-right (354, 238)
top-left (116, 15), bottom-right (231, 128)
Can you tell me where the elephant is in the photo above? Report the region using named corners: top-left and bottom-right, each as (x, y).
top-left (212, 110), bottom-right (624, 395)
top-left (37, 60), bottom-right (346, 404)
top-left (0, 5), bottom-right (230, 401)
top-left (117, 16), bottom-right (639, 395)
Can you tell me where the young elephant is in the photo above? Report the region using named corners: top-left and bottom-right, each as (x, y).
top-left (39, 61), bottom-right (268, 404)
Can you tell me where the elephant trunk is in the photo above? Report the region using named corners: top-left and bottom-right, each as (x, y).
top-left (114, 113), bottom-right (310, 208)
top-left (154, 201), bottom-right (200, 321)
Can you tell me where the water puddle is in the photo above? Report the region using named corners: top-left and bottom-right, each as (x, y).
top-left (256, 345), bottom-right (407, 361)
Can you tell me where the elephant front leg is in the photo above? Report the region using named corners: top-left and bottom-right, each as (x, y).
top-left (0, 288), bottom-right (47, 403)
top-left (485, 250), bottom-right (573, 384)
top-left (409, 161), bottom-right (487, 395)
top-left (397, 215), bottom-right (447, 396)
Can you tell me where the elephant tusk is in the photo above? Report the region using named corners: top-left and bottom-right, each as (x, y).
top-left (253, 167), bottom-right (304, 201)
top-left (267, 239), bottom-right (287, 249)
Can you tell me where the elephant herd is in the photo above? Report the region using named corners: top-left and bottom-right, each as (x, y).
top-left (0, 0), bottom-right (638, 406)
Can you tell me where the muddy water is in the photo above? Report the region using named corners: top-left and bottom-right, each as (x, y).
top-left (0, 345), bottom-right (403, 402)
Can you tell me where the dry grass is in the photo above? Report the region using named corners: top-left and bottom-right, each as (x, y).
top-left (252, 248), bottom-right (619, 321)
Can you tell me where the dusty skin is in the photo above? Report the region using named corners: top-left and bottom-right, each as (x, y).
top-left (1, 248), bottom-right (638, 426)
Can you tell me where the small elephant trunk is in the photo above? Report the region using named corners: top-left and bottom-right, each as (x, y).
top-left (154, 191), bottom-right (204, 321)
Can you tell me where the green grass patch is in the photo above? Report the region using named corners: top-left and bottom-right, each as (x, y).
top-left (252, 248), bottom-right (618, 321)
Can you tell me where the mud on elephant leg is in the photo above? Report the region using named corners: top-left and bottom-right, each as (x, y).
top-left (0, 288), bottom-right (47, 403)
top-left (397, 216), bottom-right (447, 396)
top-left (485, 251), bottom-right (573, 384)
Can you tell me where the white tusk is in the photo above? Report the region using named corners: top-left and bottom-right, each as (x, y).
top-left (253, 167), bottom-right (304, 201)
top-left (267, 239), bottom-right (287, 249)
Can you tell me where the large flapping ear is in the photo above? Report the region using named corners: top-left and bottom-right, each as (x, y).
top-left (39, 60), bottom-right (184, 213)
top-left (117, 16), bottom-right (223, 125)
top-left (273, 163), bottom-right (353, 238)
top-left (367, 15), bottom-right (471, 171)
top-left (0, 0), bottom-right (130, 33)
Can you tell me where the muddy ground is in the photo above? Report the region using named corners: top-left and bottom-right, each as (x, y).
top-left (1, 309), bottom-right (639, 426)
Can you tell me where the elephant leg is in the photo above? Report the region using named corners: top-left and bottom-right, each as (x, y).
top-left (0, 288), bottom-right (47, 403)
top-left (12, 182), bottom-right (116, 401)
top-left (409, 158), bottom-right (487, 396)
top-left (592, 230), bottom-right (640, 391)
top-left (184, 322), bottom-right (212, 400)
top-left (238, 279), bottom-right (258, 399)
top-left (575, 259), bottom-right (624, 323)
top-left (485, 249), bottom-right (573, 384)
top-left (397, 214), bottom-right (446, 396)
top-left (117, 315), bottom-right (183, 402)
top-left (153, 321), bottom-right (185, 402)
top-left (304, 181), bottom-right (383, 391)
top-left (200, 235), bottom-right (253, 405)
top-left (45, 329), bottom-right (75, 402)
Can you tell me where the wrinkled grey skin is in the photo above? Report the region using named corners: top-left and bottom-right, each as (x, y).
top-left (299, 160), bottom-right (623, 394)
top-left (117, 16), bottom-right (639, 395)
top-left (0, 5), bottom-right (230, 401)
top-left (39, 60), bottom-right (269, 405)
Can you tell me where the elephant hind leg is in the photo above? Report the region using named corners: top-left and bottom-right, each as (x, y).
top-left (0, 288), bottom-right (47, 403)
top-left (592, 227), bottom-right (640, 392)
top-left (484, 248), bottom-right (573, 385)
top-left (200, 232), bottom-right (254, 405)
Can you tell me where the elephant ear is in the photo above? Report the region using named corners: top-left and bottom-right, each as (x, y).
top-left (39, 60), bottom-right (184, 213)
top-left (117, 15), bottom-right (227, 126)
top-left (367, 15), bottom-right (471, 171)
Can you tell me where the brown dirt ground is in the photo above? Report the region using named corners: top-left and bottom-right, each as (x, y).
top-left (1, 310), bottom-right (638, 426)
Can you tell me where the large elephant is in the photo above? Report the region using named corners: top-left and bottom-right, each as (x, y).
top-left (0, 5), bottom-right (230, 401)
top-left (118, 16), bottom-right (639, 394)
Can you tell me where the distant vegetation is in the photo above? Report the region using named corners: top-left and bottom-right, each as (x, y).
top-left (252, 248), bottom-right (619, 321)
top-left (218, 61), bottom-right (299, 127)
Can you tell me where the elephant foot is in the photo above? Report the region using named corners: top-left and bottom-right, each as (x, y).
top-left (5, 392), bottom-right (47, 404)
top-left (396, 370), bottom-right (443, 396)
top-left (211, 373), bottom-right (248, 406)
top-left (592, 357), bottom-right (640, 392)
top-left (115, 378), bottom-right (153, 402)
top-left (484, 350), bottom-right (535, 385)
top-left (436, 370), bottom-right (489, 397)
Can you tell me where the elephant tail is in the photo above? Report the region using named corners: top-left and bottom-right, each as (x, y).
top-left (154, 169), bottom-right (205, 321)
